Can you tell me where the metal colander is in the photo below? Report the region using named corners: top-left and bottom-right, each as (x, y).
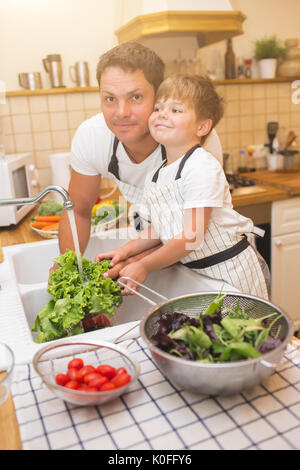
top-left (119, 278), bottom-right (294, 396)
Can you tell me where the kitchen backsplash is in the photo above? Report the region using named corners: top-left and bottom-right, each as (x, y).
top-left (1, 80), bottom-right (300, 187)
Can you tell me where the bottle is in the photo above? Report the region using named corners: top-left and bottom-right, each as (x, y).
top-left (244, 59), bottom-right (252, 78)
top-left (237, 57), bottom-right (245, 79)
top-left (238, 149), bottom-right (248, 173)
top-left (174, 49), bottom-right (185, 74)
top-left (188, 49), bottom-right (198, 75)
top-left (225, 39), bottom-right (236, 79)
top-left (215, 51), bottom-right (224, 80)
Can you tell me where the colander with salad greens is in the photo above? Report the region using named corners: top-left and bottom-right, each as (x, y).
top-left (32, 250), bottom-right (122, 343)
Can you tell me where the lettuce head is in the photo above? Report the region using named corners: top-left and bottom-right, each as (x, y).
top-left (32, 250), bottom-right (122, 343)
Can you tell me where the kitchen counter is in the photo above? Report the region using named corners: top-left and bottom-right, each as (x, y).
top-left (0, 177), bottom-right (299, 451)
top-left (7, 338), bottom-right (300, 450)
top-left (242, 169), bottom-right (300, 198)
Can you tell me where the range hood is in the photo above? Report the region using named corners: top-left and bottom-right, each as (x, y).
top-left (115, 0), bottom-right (246, 48)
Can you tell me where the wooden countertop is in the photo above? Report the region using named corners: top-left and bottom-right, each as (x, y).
top-left (242, 169), bottom-right (300, 197)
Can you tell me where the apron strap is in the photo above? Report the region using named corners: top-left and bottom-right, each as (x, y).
top-left (182, 235), bottom-right (250, 270)
top-left (108, 138), bottom-right (166, 182)
top-left (152, 160), bottom-right (167, 182)
top-left (108, 137), bottom-right (120, 180)
top-left (152, 144), bottom-right (201, 183)
top-left (175, 144), bottom-right (201, 180)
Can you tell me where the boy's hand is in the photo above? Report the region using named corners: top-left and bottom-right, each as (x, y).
top-left (118, 262), bottom-right (149, 295)
top-left (95, 247), bottom-right (129, 268)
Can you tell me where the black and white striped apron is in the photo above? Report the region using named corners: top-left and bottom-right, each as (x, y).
top-left (144, 144), bottom-right (269, 300)
top-left (108, 137), bottom-right (166, 231)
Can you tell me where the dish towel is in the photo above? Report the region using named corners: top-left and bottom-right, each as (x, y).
top-left (12, 338), bottom-right (300, 450)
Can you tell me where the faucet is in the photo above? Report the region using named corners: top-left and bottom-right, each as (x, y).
top-left (0, 185), bottom-right (75, 211)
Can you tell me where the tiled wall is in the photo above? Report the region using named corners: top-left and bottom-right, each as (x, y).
top-left (1, 91), bottom-right (101, 187)
top-left (1, 81), bottom-right (300, 188)
top-left (215, 81), bottom-right (300, 171)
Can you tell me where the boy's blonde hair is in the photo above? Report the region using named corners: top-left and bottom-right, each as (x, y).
top-left (155, 75), bottom-right (224, 142)
top-left (96, 42), bottom-right (165, 92)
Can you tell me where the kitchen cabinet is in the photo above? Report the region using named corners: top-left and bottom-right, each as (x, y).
top-left (271, 197), bottom-right (300, 327)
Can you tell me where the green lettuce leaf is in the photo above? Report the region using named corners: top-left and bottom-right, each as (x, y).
top-left (32, 250), bottom-right (122, 343)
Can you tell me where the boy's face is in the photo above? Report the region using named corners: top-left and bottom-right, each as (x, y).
top-left (149, 97), bottom-right (209, 149)
top-left (100, 66), bottom-right (156, 145)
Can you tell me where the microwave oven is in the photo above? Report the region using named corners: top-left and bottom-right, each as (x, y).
top-left (0, 153), bottom-right (39, 226)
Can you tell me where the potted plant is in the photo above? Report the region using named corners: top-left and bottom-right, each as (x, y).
top-left (254, 35), bottom-right (287, 78)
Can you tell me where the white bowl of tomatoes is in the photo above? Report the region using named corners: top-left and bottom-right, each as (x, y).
top-left (32, 340), bottom-right (140, 406)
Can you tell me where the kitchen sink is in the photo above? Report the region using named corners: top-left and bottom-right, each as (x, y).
top-left (1, 228), bottom-right (238, 364)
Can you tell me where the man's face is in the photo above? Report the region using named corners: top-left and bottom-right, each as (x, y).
top-left (100, 67), bottom-right (156, 145)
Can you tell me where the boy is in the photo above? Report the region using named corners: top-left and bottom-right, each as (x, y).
top-left (96, 75), bottom-right (269, 300)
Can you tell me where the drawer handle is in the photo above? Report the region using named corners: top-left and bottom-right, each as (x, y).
top-left (275, 240), bottom-right (282, 247)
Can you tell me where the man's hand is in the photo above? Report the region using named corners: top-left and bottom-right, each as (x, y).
top-left (49, 262), bottom-right (59, 275)
top-left (48, 262), bottom-right (59, 284)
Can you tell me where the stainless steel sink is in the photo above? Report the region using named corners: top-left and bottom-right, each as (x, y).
top-left (1, 228), bottom-right (238, 364)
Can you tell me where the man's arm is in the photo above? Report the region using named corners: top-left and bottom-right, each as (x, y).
top-left (59, 169), bottom-right (101, 255)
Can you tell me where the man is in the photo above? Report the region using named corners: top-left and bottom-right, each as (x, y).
top-left (57, 42), bottom-right (223, 278)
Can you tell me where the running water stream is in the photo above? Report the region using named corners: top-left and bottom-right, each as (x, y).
top-left (67, 209), bottom-right (85, 281)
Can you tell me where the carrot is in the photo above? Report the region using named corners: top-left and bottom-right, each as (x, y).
top-left (42, 223), bottom-right (60, 232)
top-left (35, 216), bottom-right (61, 223)
top-left (32, 221), bottom-right (52, 229)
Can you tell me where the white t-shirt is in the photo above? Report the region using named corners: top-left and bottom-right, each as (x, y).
top-left (142, 147), bottom-right (254, 238)
top-left (70, 113), bottom-right (223, 189)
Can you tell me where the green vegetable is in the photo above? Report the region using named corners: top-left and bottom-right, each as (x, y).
top-left (169, 325), bottom-right (212, 349)
top-left (91, 202), bottom-right (125, 226)
top-left (202, 294), bottom-right (227, 316)
top-left (38, 200), bottom-right (63, 216)
top-left (217, 342), bottom-right (261, 361)
top-left (155, 293), bottom-right (284, 363)
top-left (32, 250), bottom-right (122, 343)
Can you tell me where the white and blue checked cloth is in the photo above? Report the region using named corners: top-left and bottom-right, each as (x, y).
top-left (11, 338), bottom-right (300, 450)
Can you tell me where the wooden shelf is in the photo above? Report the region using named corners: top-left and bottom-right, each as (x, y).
top-left (115, 10), bottom-right (246, 47)
top-left (214, 77), bottom-right (300, 85)
top-left (5, 77), bottom-right (299, 97)
top-left (5, 86), bottom-right (99, 97)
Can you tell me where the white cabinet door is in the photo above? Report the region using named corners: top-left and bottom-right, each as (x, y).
top-left (272, 197), bottom-right (300, 237)
top-left (271, 232), bottom-right (300, 325)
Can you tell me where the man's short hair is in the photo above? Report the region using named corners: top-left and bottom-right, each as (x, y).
top-left (96, 42), bottom-right (165, 91)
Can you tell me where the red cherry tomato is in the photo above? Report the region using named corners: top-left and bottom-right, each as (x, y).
top-left (86, 387), bottom-right (99, 392)
top-left (89, 376), bottom-right (109, 389)
top-left (77, 384), bottom-right (88, 391)
top-left (76, 365), bottom-right (95, 382)
top-left (64, 380), bottom-right (79, 390)
top-left (99, 382), bottom-right (116, 392)
top-left (115, 367), bottom-right (127, 376)
top-left (83, 372), bottom-right (102, 384)
top-left (96, 364), bottom-right (116, 379)
top-left (67, 368), bottom-right (79, 381)
top-left (68, 358), bottom-right (84, 370)
top-left (110, 373), bottom-right (131, 388)
top-left (55, 373), bottom-right (69, 386)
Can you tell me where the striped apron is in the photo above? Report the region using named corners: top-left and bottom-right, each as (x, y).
top-left (108, 137), bottom-right (166, 231)
top-left (144, 144), bottom-right (269, 300)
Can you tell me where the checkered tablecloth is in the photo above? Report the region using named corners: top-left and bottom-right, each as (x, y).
top-left (11, 338), bottom-right (300, 450)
